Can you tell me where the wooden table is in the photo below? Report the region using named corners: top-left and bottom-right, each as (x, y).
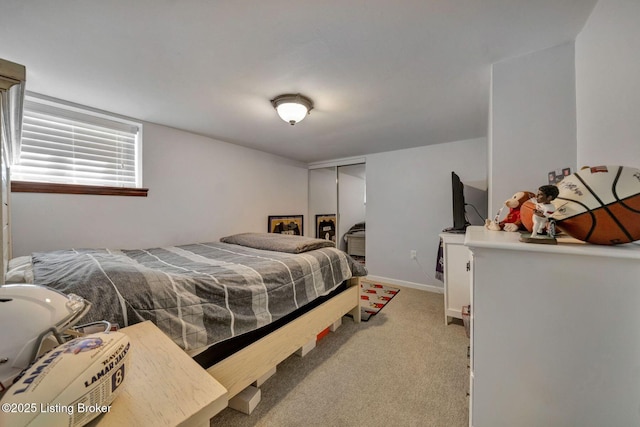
top-left (91, 321), bottom-right (228, 427)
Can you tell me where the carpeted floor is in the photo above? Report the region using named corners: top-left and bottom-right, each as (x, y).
top-left (211, 285), bottom-right (469, 427)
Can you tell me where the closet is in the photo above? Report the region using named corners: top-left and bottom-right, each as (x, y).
top-left (308, 162), bottom-right (366, 258)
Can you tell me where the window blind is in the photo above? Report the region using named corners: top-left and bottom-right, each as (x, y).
top-left (12, 97), bottom-right (142, 188)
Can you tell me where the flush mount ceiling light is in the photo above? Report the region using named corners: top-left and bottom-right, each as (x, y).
top-left (271, 93), bottom-right (314, 125)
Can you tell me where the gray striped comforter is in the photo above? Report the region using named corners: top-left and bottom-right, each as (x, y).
top-left (31, 242), bottom-right (366, 351)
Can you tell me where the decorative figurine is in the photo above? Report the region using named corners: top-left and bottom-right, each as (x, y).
top-left (520, 184), bottom-right (560, 244)
top-left (531, 185), bottom-right (559, 237)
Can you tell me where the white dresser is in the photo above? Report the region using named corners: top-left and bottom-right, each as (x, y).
top-left (439, 232), bottom-right (471, 324)
top-left (346, 233), bottom-right (365, 256)
top-left (464, 226), bottom-right (640, 427)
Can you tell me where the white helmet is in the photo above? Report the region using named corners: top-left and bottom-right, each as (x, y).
top-left (0, 284), bottom-right (90, 394)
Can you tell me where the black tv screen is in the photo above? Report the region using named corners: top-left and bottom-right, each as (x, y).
top-left (451, 171), bottom-right (469, 232)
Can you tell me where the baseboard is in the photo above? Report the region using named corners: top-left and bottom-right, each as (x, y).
top-left (363, 275), bottom-right (444, 294)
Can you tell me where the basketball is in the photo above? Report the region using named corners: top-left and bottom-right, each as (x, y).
top-left (552, 165), bottom-right (640, 245)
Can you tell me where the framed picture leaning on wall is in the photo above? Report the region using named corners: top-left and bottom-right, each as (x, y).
top-left (268, 215), bottom-right (303, 235)
top-left (315, 214), bottom-right (336, 242)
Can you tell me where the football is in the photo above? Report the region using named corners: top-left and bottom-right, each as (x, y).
top-left (0, 332), bottom-right (130, 427)
top-left (552, 165), bottom-right (640, 245)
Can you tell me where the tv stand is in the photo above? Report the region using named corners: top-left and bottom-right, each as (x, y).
top-left (439, 231), bottom-right (471, 324)
top-left (442, 227), bottom-right (467, 234)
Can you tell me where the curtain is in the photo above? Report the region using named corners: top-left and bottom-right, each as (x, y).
top-left (0, 58), bottom-right (26, 165)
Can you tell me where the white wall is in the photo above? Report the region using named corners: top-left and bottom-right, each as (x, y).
top-left (576, 0), bottom-right (640, 168)
top-left (365, 137), bottom-right (487, 291)
top-left (11, 122), bottom-right (308, 256)
top-left (489, 42), bottom-right (577, 217)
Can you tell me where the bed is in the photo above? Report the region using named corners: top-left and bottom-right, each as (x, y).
top-left (7, 233), bottom-right (366, 351)
top-left (5, 233), bottom-right (367, 402)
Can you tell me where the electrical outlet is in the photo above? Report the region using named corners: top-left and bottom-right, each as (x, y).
top-left (410, 250), bottom-right (417, 260)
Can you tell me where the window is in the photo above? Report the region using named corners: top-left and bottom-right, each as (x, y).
top-left (11, 94), bottom-right (147, 196)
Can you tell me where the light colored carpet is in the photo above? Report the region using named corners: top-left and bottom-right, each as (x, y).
top-left (211, 285), bottom-right (469, 427)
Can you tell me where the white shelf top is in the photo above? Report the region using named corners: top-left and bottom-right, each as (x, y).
top-left (464, 226), bottom-right (640, 260)
top-left (439, 231), bottom-right (466, 243)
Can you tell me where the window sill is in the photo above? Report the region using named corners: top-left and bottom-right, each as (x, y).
top-left (11, 181), bottom-right (149, 197)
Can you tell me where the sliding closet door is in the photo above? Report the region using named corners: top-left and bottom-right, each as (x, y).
top-left (337, 164), bottom-right (366, 252)
top-left (308, 167), bottom-right (337, 245)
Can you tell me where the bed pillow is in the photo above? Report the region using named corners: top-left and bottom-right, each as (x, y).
top-left (6, 255), bottom-right (34, 284)
top-left (220, 233), bottom-right (335, 254)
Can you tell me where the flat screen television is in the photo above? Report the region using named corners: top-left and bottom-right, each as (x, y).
top-left (445, 171), bottom-right (469, 233)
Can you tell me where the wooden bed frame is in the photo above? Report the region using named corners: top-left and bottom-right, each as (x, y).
top-left (0, 57), bottom-right (362, 417)
top-left (208, 277), bottom-right (361, 400)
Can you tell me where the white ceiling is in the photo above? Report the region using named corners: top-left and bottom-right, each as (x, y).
top-left (0, 1), bottom-right (597, 163)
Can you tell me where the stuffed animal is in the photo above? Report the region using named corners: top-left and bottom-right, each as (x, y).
top-left (485, 191), bottom-right (536, 232)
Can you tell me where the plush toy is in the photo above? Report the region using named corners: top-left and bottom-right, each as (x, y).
top-left (485, 191), bottom-right (536, 232)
